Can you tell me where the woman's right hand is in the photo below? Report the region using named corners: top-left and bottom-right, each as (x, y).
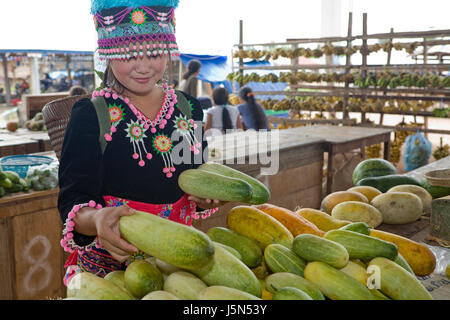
top-left (93, 206), bottom-right (139, 263)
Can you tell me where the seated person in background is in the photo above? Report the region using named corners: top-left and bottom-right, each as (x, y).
top-left (237, 87), bottom-right (270, 131)
top-left (69, 85), bottom-right (88, 96)
top-left (205, 87), bottom-right (243, 135)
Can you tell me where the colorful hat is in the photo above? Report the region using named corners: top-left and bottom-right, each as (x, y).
top-left (91, 0), bottom-right (180, 61)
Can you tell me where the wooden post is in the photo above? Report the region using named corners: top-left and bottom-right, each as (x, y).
top-left (66, 55), bottom-right (73, 88)
top-left (1, 53), bottom-right (12, 106)
top-left (343, 12), bottom-right (353, 120)
top-left (380, 27), bottom-right (394, 126)
top-left (423, 37), bottom-right (428, 65)
top-left (361, 13), bottom-right (368, 123)
top-left (238, 20), bottom-right (244, 88)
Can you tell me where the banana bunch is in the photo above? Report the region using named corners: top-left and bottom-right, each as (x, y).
top-left (229, 94), bottom-right (241, 106)
top-left (366, 143), bottom-right (382, 159)
top-left (433, 137), bottom-right (450, 160)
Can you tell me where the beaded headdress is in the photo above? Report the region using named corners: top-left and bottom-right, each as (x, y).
top-left (91, 0), bottom-right (180, 61)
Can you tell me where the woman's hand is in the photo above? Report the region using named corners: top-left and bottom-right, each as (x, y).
top-left (93, 206), bottom-right (139, 263)
top-left (187, 195), bottom-right (228, 210)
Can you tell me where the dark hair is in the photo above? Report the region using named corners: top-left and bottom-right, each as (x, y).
top-left (239, 87), bottom-right (267, 130)
top-left (182, 59), bottom-right (202, 80)
top-left (212, 87), bottom-right (233, 132)
top-left (69, 85), bottom-right (88, 96)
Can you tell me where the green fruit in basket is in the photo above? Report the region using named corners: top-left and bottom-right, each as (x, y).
top-left (19, 178), bottom-right (30, 192)
top-left (0, 178), bottom-right (13, 189)
top-left (7, 183), bottom-right (23, 193)
top-left (3, 171), bottom-right (20, 184)
top-left (0, 171), bottom-right (6, 182)
top-left (0, 186), bottom-right (5, 198)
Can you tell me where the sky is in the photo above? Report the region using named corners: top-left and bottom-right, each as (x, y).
top-left (0, 0), bottom-right (449, 57)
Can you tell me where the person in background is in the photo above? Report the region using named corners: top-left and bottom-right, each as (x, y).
top-left (237, 87), bottom-right (270, 131)
top-left (205, 87), bottom-right (243, 135)
top-left (69, 85), bottom-right (88, 96)
top-left (181, 59), bottom-right (202, 98)
top-left (170, 79), bottom-right (179, 90)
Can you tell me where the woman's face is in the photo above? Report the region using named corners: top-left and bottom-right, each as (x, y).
top-left (110, 53), bottom-right (168, 96)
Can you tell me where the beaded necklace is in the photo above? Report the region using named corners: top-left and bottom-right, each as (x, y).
top-left (92, 83), bottom-right (200, 178)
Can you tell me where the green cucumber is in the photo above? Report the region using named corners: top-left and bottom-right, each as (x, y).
top-left (324, 230), bottom-right (398, 261)
top-left (264, 244), bottom-right (307, 277)
top-left (292, 234), bottom-right (349, 269)
top-left (339, 222), bottom-right (371, 235)
top-left (356, 174), bottom-right (421, 193)
top-left (178, 169), bottom-right (253, 203)
top-left (207, 227), bottom-right (262, 268)
top-left (199, 163), bottom-right (270, 204)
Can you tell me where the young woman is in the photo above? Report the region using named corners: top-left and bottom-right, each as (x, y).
top-left (237, 87), bottom-right (270, 131)
top-left (181, 59), bottom-right (202, 98)
top-left (204, 86), bottom-right (243, 135)
top-left (59, 0), bottom-right (225, 284)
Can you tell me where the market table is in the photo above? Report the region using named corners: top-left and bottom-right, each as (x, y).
top-left (0, 128), bottom-right (51, 157)
top-left (282, 125), bottom-right (393, 195)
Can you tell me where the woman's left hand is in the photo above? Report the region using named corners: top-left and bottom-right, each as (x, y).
top-left (187, 195), bottom-right (227, 210)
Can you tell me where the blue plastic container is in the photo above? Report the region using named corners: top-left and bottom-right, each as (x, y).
top-left (0, 155), bottom-right (55, 178)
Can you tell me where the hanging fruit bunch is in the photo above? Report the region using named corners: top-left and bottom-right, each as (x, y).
top-left (433, 137), bottom-right (450, 160)
top-left (366, 143), bottom-right (382, 159)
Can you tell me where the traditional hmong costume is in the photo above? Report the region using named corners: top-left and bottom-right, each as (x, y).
top-left (59, 0), bottom-right (215, 285)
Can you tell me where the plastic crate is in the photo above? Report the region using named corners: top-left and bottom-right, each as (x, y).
top-left (0, 155), bottom-right (55, 178)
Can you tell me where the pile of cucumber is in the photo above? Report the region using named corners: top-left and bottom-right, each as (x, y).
top-left (0, 169), bottom-right (30, 198)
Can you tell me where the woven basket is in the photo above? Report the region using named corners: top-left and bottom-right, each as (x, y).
top-left (425, 169), bottom-right (450, 188)
top-left (42, 95), bottom-right (90, 160)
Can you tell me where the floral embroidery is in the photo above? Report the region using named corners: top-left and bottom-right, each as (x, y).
top-left (108, 103), bottom-right (125, 124)
top-left (125, 120), bottom-right (152, 167)
top-left (173, 114), bottom-right (202, 155)
top-left (152, 134), bottom-right (176, 178)
top-left (130, 9), bottom-right (147, 25)
top-left (106, 198), bottom-right (130, 207)
top-left (159, 204), bottom-right (173, 219)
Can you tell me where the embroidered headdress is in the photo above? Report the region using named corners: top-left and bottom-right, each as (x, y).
top-left (91, 0), bottom-right (180, 61)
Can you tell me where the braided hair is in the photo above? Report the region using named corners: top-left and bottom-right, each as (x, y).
top-left (212, 87), bottom-right (233, 133)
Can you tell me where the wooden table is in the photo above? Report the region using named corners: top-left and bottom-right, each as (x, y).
top-left (0, 128), bottom-right (51, 157)
top-left (282, 125), bottom-right (393, 195)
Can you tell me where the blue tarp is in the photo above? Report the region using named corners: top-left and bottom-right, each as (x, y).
top-left (179, 54), bottom-right (287, 100)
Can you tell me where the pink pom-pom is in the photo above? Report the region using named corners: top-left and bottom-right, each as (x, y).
top-left (67, 226), bottom-right (73, 232)
top-left (139, 160), bottom-right (145, 167)
top-left (166, 172), bottom-right (173, 178)
top-left (193, 124), bottom-right (198, 129)
top-left (96, 204), bottom-right (103, 209)
top-left (67, 221), bottom-right (75, 228)
top-left (165, 114), bottom-right (171, 119)
top-left (66, 233), bottom-right (73, 240)
top-left (88, 200), bottom-right (96, 208)
top-left (146, 153), bottom-right (153, 160)
top-left (68, 212), bottom-right (76, 219)
top-left (133, 153), bottom-right (139, 160)
top-left (159, 124), bottom-right (165, 130)
top-left (169, 102), bottom-right (175, 108)
top-left (190, 146), bottom-right (195, 152)
top-left (144, 124), bottom-right (150, 130)
top-left (104, 133), bottom-right (112, 142)
top-left (196, 142), bottom-right (202, 148)
top-left (105, 92), bottom-right (111, 98)
top-left (151, 127), bottom-right (157, 134)
top-left (124, 98), bottom-right (130, 104)
top-left (194, 149), bottom-right (200, 155)
top-left (170, 167), bottom-right (176, 172)
top-left (110, 126), bottom-right (117, 133)
top-left (112, 93), bottom-right (118, 100)
top-left (162, 119), bottom-right (167, 125)
top-left (163, 167), bottom-right (170, 174)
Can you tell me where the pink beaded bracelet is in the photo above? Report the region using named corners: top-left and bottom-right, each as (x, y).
top-left (60, 200), bottom-right (103, 253)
